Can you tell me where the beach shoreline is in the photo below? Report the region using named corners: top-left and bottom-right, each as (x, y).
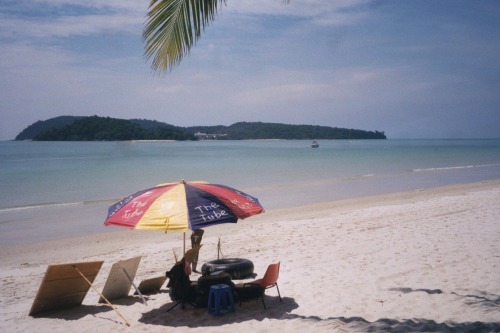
top-left (1, 179), bottom-right (499, 332)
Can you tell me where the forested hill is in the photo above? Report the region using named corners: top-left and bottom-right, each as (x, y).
top-left (15, 116), bottom-right (86, 140)
top-left (15, 116), bottom-right (386, 141)
top-left (188, 122), bottom-right (386, 140)
top-left (17, 116), bottom-right (195, 141)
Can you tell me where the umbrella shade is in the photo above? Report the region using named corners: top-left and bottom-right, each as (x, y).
top-left (104, 181), bottom-right (264, 232)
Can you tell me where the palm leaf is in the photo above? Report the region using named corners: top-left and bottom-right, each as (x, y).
top-left (143, 0), bottom-right (225, 74)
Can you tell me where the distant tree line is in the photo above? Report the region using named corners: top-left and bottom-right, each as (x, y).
top-left (16, 116), bottom-right (386, 141)
top-left (187, 122), bottom-right (386, 140)
top-left (15, 116), bottom-right (85, 140)
top-left (30, 116), bottom-right (195, 141)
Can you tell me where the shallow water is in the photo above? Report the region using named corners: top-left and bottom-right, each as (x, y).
top-left (1, 139), bottom-right (499, 246)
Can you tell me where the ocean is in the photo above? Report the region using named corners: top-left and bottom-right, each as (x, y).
top-left (1, 139), bottom-right (499, 247)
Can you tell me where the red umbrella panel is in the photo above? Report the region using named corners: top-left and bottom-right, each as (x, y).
top-left (104, 181), bottom-right (265, 232)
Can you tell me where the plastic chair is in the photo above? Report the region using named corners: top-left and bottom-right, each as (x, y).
top-left (243, 262), bottom-right (282, 309)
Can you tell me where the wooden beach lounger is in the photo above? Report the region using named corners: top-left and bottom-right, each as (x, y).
top-left (29, 261), bottom-right (104, 316)
top-left (99, 256), bottom-right (142, 304)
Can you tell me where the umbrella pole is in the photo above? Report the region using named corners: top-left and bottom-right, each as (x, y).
top-left (217, 237), bottom-right (221, 260)
top-left (183, 232), bottom-right (186, 255)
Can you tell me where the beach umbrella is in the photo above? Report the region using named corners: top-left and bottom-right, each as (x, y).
top-left (104, 180), bottom-right (265, 252)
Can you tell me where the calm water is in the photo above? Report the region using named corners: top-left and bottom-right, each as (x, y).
top-left (1, 139), bottom-right (499, 246)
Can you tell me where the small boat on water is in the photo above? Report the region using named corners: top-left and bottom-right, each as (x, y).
top-left (311, 140), bottom-right (319, 148)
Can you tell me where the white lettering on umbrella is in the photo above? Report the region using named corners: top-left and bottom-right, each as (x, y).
top-left (194, 202), bottom-right (229, 222)
top-left (195, 202), bottom-right (219, 211)
top-left (121, 200), bottom-right (146, 219)
top-left (122, 208), bottom-right (144, 219)
top-left (230, 199), bottom-right (254, 209)
top-left (132, 200), bottom-right (147, 208)
top-left (197, 209), bottom-right (229, 222)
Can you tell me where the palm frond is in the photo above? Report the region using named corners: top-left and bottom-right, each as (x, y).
top-left (143, 0), bottom-right (225, 74)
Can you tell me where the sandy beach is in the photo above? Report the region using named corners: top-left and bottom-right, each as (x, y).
top-left (1, 179), bottom-right (499, 332)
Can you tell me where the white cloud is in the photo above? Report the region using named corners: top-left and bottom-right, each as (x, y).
top-left (29, 0), bottom-right (144, 12)
top-left (227, 0), bottom-right (373, 25)
top-left (0, 0), bottom-right (146, 40)
top-left (153, 84), bottom-right (191, 94)
top-left (1, 14), bottom-right (142, 39)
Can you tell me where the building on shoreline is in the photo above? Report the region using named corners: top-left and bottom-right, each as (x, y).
top-left (194, 132), bottom-right (227, 140)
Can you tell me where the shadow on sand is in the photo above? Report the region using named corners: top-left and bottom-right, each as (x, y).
top-left (138, 295), bottom-right (297, 327)
top-left (389, 288), bottom-right (500, 308)
top-left (34, 288), bottom-right (500, 332)
top-left (390, 287), bottom-right (500, 313)
top-left (34, 304), bottom-right (112, 321)
top-left (283, 314), bottom-right (500, 333)
top-left (137, 289), bottom-right (500, 332)
top-left (31, 295), bottom-right (146, 323)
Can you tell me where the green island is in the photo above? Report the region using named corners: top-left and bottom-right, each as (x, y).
top-left (15, 115), bottom-right (386, 141)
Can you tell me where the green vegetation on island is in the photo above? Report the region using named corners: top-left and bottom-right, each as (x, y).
top-left (189, 122), bottom-right (386, 140)
top-left (15, 116), bottom-right (386, 141)
top-left (18, 116), bottom-right (196, 141)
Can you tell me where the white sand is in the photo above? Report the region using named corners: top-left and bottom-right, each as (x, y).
top-left (1, 180), bottom-right (499, 332)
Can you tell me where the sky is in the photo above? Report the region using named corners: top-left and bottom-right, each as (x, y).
top-left (1, 0), bottom-right (499, 140)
